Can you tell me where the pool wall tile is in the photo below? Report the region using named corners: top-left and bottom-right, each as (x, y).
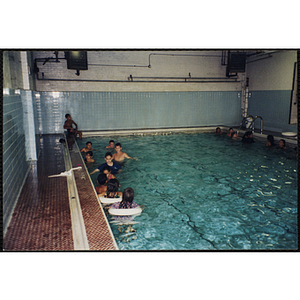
top-left (3, 91), bottom-right (29, 230)
top-left (37, 91), bottom-right (242, 134)
top-left (248, 90), bottom-right (297, 132)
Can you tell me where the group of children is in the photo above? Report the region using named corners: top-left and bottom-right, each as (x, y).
top-left (80, 139), bottom-right (140, 233)
top-left (215, 127), bottom-right (289, 149)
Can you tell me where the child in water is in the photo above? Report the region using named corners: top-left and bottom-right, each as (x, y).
top-left (112, 143), bottom-right (138, 162)
top-left (215, 127), bottom-right (223, 134)
top-left (278, 139), bottom-right (287, 149)
top-left (227, 128), bottom-right (234, 136)
top-left (84, 151), bottom-right (94, 163)
top-left (101, 166), bottom-right (116, 180)
top-left (81, 141), bottom-right (96, 152)
top-left (105, 140), bottom-right (115, 149)
top-left (95, 173), bottom-right (107, 195)
top-left (266, 135), bottom-right (275, 147)
top-left (99, 179), bottom-right (122, 198)
top-left (90, 152), bottom-right (121, 175)
top-left (110, 187), bottom-right (140, 233)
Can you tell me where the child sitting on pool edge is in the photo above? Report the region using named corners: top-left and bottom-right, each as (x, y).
top-left (64, 113), bottom-right (82, 139)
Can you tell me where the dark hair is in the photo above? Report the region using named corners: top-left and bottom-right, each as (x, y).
top-left (267, 135), bottom-right (274, 145)
top-left (105, 152), bottom-right (112, 158)
top-left (115, 142), bottom-right (122, 147)
top-left (106, 179), bottom-right (119, 197)
top-left (86, 141), bottom-right (92, 145)
top-left (279, 139), bottom-right (286, 147)
top-left (109, 140), bottom-right (115, 143)
top-left (65, 113), bottom-right (71, 118)
top-left (119, 187), bottom-right (134, 208)
top-left (86, 151), bottom-right (93, 157)
top-left (101, 165), bottom-right (112, 173)
top-left (97, 173), bottom-right (107, 185)
top-left (242, 131), bottom-right (253, 139)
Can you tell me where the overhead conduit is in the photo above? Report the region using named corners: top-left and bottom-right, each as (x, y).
top-left (34, 52), bottom-right (240, 83)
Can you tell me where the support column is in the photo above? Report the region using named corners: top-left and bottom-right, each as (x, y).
top-left (21, 51), bottom-right (37, 161)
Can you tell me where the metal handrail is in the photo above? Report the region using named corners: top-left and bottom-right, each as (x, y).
top-left (252, 116), bottom-right (263, 134)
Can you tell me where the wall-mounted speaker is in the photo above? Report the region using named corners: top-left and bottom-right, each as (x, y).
top-left (65, 51), bottom-right (88, 70)
top-left (227, 52), bottom-right (246, 73)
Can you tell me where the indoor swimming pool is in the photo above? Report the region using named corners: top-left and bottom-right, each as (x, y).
top-left (78, 132), bottom-right (297, 250)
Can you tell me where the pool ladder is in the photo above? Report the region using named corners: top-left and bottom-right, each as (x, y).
top-left (239, 115), bottom-right (264, 134)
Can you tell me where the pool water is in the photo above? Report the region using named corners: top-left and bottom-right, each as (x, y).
top-left (78, 132), bottom-right (298, 250)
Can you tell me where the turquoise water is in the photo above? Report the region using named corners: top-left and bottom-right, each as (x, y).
top-left (78, 133), bottom-right (298, 250)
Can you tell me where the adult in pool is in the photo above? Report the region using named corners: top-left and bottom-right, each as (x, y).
top-left (112, 143), bottom-right (138, 162)
top-left (90, 152), bottom-right (121, 175)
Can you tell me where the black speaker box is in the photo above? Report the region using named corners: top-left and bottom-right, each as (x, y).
top-left (65, 51), bottom-right (88, 70)
top-left (227, 52), bottom-right (246, 73)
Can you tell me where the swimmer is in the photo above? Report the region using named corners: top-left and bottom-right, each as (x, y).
top-left (95, 173), bottom-right (108, 195)
top-left (84, 151), bottom-right (94, 163)
top-left (81, 141), bottom-right (96, 152)
top-left (112, 143), bottom-right (138, 162)
top-left (242, 131), bottom-right (254, 143)
top-left (231, 131), bottom-right (239, 139)
top-left (266, 135), bottom-right (275, 147)
top-left (278, 139), bottom-right (287, 149)
top-left (90, 152), bottom-right (121, 175)
top-left (99, 179), bottom-right (122, 198)
top-left (110, 187), bottom-right (140, 233)
top-left (101, 165), bottom-right (116, 180)
top-left (105, 140), bottom-right (115, 149)
top-left (215, 127), bottom-right (223, 134)
top-left (227, 128), bottom-right (234, 136)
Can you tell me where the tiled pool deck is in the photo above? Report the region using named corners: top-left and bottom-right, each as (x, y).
top-left (3, 134), bottom-right (118, 251)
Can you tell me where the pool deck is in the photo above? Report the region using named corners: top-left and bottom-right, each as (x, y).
top-left (3, 134), bottom-right (118, 251)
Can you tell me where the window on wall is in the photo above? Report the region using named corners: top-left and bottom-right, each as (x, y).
top-left (289, 62), bottom-right (297, 124)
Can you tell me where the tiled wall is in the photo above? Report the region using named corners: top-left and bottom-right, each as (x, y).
top-left (3, 90), bottom-right (30, 230)
top-left (36, 91), bottom-right (242, 134)
top-left (248, 90), bottom-right (297, 132)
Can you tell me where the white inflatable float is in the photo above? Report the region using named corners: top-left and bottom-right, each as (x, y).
top-left (99, 196), bottom-right (122, 204)
top-left (281, 132), bottom-right (297, 137)
top-left (108, 206), bottom-right (142, 216)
